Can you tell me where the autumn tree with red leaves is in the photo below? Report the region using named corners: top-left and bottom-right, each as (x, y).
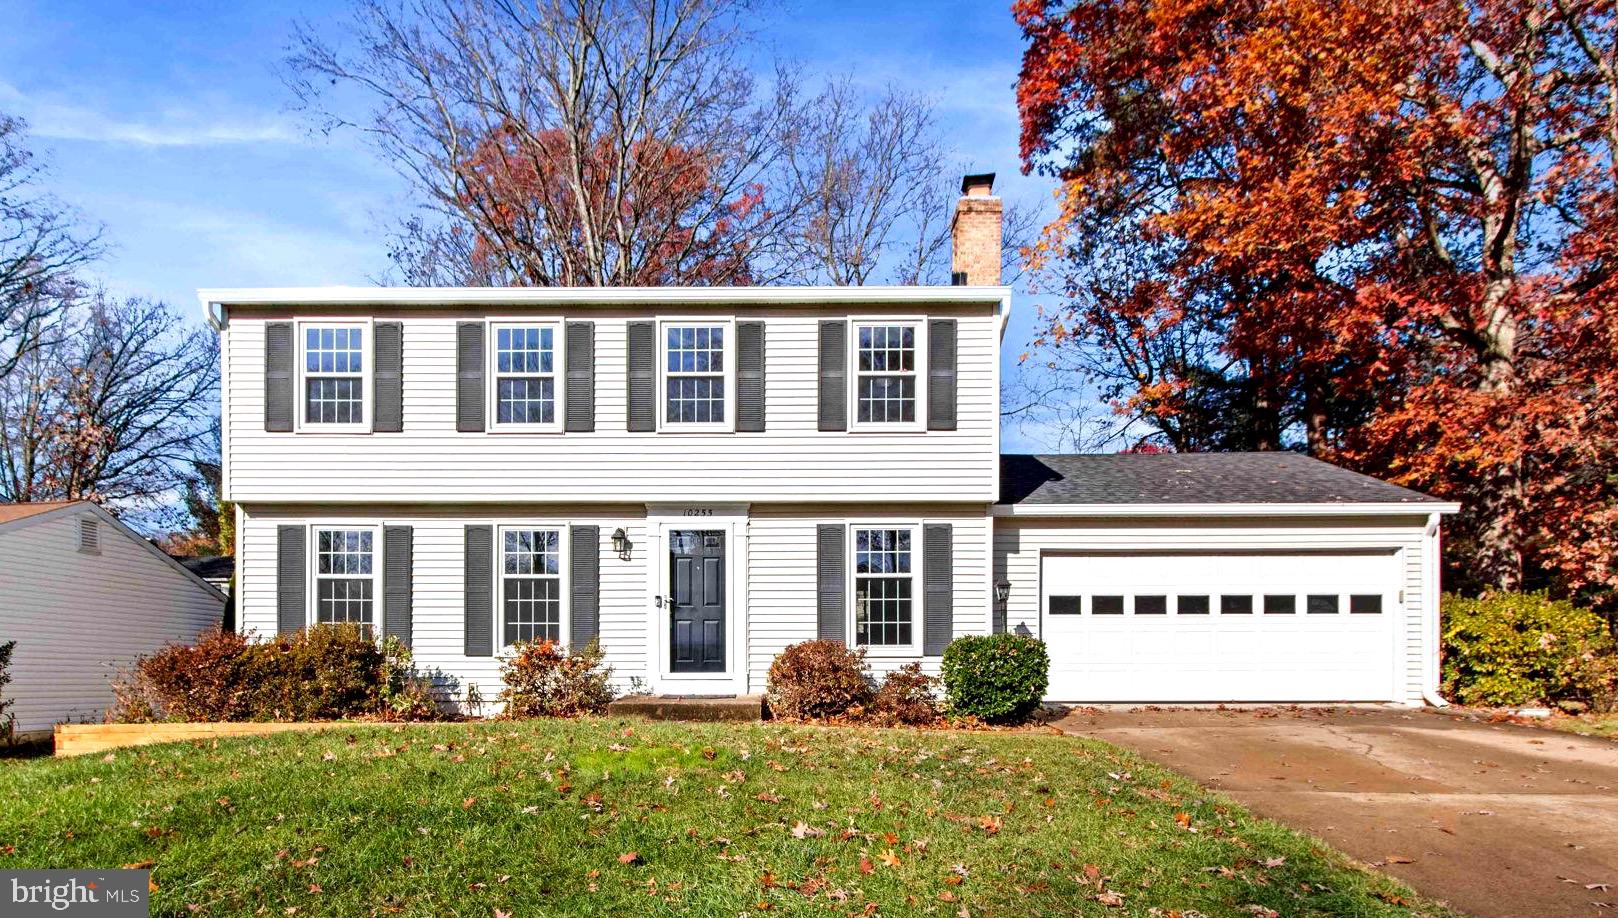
top-left (1016, 0), bottom-right (1618, 606)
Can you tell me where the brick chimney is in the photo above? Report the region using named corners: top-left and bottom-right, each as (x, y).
top-left (950, 172), bottom-right (1002, 286)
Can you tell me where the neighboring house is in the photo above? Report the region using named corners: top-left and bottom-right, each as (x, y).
top-left (203, 174), bottom-right (1458, 706)
top-left (174, 554), bottom-right (235, 594)
top-left (0, 501), bottom-right (226, 739)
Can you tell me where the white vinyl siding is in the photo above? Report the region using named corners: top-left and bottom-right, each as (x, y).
top-left (0, 510), bottom-right (223, 736)
top-left (993, 514), bottom-right (1436, 705)
top-left (221, 305), bottom-right (997, 503)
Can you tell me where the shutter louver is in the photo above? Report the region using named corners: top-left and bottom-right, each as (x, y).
top-left (816, 524), bottom-right (847, 643)
top-left (736, 321), bottom-right (766, 432)
top-left (817, 321), bottom-right (847, 432)
top-left (626, 321), bottom-right (656, 432)
top-left (927, 319), bottom-right (957, 431)
top-left (276, 524), bottom-right (306, 637)
top-left (569, 525), bottom-right (600, 646)
top-left (922, 523), bottom-right (954, 655)
top-left (565, 321), bottom-right (595, 432)
top-left (456, 322), bottom-right (485, 432)
top-left (464, 525), bottom-right (493, 656)
top-left (383, 525), bottom-right (413, 647)
top-left (264, 322), bottom-right (294, 432)
top-left (373, 321), bottom-right (404, 432)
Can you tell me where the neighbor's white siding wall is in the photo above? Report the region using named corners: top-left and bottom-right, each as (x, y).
top-left (238, 505), bottom-right (651, 702)
top-left (992, 514), bottom-right (1435, 705)
top-left (222, 304), bottom-right (998, 504)
top-left (0, 511), bottom-right (223, 735)
top-left (748, 504), bottom-right (992, 685)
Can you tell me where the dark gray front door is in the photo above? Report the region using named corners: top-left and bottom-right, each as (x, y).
top-left (670, 530), bottom-right (725, 673)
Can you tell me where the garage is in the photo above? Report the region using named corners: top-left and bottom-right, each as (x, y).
top-left (1038, 550), bottom-right (1399, 702)
top-left (995, 453), bottom-right (1459, 705)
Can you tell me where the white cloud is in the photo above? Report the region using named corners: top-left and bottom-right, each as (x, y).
top-left (0, 80), bottom-right (300, 147)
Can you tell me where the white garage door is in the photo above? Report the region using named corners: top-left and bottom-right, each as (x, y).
top-left (1040, 551), bottom-right (1400, 702)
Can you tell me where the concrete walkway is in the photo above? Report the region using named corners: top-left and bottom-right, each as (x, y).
top-left (1056, 706), bottom-right (1618, 918)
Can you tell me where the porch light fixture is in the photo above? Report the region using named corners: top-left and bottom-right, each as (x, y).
top-left (994, 579), bottom-right (1011, 606)
top-left (611, 527), bottom-right (631, 560)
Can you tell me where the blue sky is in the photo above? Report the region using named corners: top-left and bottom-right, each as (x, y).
top-left (0, 0), bottom-right (1065, 449)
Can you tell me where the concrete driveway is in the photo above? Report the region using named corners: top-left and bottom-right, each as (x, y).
top-left (1056, 706), bottom-right (1618, 918)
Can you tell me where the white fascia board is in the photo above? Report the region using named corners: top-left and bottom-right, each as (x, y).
top-left (198, 284), bottom-right (1012, 322)
top-left (992, 501), bottom-right (1461, 518)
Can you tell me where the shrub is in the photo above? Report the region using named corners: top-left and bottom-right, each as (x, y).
top-left (765, 640), bottom-right (872, 720)
top-left (110, 625), bottom-right (445, 723)
top-left (0, 639), bottom-right (15, 743)
top-left (499, 640), bottom-right (615, 718)
top-left (1441, 591), bottom-right (1615, 707)
top-left (941, 634), bottom-right (1049, 723)
top-left (869, 662), bottom-right (940, 726)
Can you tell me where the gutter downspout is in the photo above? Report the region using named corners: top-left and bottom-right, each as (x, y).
top-left (1421, 512), bottom-right (1450, 707)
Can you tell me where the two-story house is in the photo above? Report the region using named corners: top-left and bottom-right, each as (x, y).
top-left (205, 174), bottom-right (1458, 706)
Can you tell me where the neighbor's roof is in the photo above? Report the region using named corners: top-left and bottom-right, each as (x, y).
top-left (176, 554), bottom-right (235, 582)
top-left (0, 500), bottom-right (84, 524)
top-left (999, 453), bottom-right (1454, 512)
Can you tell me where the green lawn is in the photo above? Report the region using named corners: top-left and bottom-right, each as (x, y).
top-left (1550, 712), bottom-right (1618, 740)
top-left (0, 721), bottom-right (1449, 917)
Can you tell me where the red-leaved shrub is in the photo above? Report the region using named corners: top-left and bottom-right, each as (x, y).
top-left (498, 639), bottom-right (615, 717)
top-left (869, 662), bottom-right (940, 725)
top-left (765, 640), bottom-right (872, 720)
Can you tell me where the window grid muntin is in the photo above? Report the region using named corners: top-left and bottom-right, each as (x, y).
top-left (853, 527), bottom-right (915, 648)
top-left (493, 324), bottom-right (558, 426)
top-left (854, 323), bottom-right (918, 425)
top-left (303, 325), bottom-right (366, 425)
top-left (502, 528), bottom-right (563, 645)
top-left (664, 324), bottom-right (726, 425)
top-left (314, 528), bottom-right (375, 625)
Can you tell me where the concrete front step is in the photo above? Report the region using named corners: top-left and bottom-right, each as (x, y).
top-left (607, 694), bottom-right (764, 722)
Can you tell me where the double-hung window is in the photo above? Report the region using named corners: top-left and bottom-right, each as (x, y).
top-left (852, 526), bottom-right (918, 650)
top-left (491, 323), bottom-right (561, 429)
top-left (663, 323), bottom-right (729, 427)
top-left (302, 324), bottom-right (368, 427)
top-left (501, 527), bottom-right (565, 646)
top-left (313, 527), bottom-right (377, 626)
top-left (852, 322), bottom-right (922, 428)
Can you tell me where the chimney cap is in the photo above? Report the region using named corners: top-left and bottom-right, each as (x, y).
top-left (960, 172), bottom-right (996, 194)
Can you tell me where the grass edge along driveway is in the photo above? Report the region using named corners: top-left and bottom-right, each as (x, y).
top-left (0, 720), bottom-right (1455, 917)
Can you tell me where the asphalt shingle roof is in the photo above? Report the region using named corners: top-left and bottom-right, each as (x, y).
top-left (999, 452), bottom-right (1445, 506)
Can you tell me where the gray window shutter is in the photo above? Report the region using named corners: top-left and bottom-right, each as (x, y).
top-left (817, 321), bottom-right (847, 431)
top-left (383, 525), bottom-right (413, 647)
top-left (373, 322), bottom-right (404, 432)
top-left (626, 320), bottom-right (656, 432)
top-left (464, 525), bottom-right (493, 656)
top-left (264, 322), bottom-right (294, 432)
top-left (276, 524), bottom-right (306, 636)
top-left (569, 525), bottom-right (600, 646)
top-left (565, 321), bottom-right (595, 432)
top-left (923, 523), bottom-right (954, 655)
top-left (456, 322), bottom-right (485, 432)
top-left (927, 319), bottom-right (957, 431)
top-left (816, 523), bottom-right (846, 643)
top-left (736, 321), bottom-right (766, 432)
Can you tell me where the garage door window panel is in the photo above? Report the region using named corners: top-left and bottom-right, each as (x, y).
top-left (1134, 595), bottom-right (1167, 615)
top-left (1091, 595), bottom-right (1124, 615)
top-left (1177, 595), bottom-right (1210, 615)
top-left (1221, 595), bottom-right (1254, 614)
top-left (1264, 594), bottom-right (1297, 614)
top-left (1350, 594), bottom-right (1383, 614)
top-left (1307, 594), bottom-right (1340, 615)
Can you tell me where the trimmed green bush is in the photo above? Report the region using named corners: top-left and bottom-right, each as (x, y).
top-left (765, 640), bottom-right (872, 720)
top-left (941, 634), bottom-right (1049, 723)
top-left (1441, 591), bottom-right (1614, 708)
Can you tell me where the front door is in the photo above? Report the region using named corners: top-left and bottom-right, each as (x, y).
top-left (669, 530), bottom-right (725, 673)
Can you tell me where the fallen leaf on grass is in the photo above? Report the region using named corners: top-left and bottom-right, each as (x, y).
top-left (122, 860), bottom-right (155, 870)
top-left (790, 821), bottom-right (825, 839)
top-left (618, 852), bottom-right (643, 865)
top-left (1095, 891), bottom-right (1124, 907)
top-left (859, 857), bottom-right (874, 874)
top-left (878, 849), bottom-right (902, 868)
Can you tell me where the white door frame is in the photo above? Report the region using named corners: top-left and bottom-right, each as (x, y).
top-left (644, 503), bottom-right (749, 695)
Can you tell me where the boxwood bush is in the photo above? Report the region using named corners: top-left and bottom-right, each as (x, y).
top-left (941, 634), bottom-right (1049, 723)
top-left (1441, 591), bottom-right (1615, 709)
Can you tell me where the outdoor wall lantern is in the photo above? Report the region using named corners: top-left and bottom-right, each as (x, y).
top-left (994, 579), bottom-right (1011, 607)
top-left (611, 527), bottom-right (632, 561)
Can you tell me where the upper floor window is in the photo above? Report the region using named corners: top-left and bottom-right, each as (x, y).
top-left (314, 527), bottom-right (376, 626)
top-left (852, 525), bottom-right (917, 651)
top-left (663, 323), bottom-right (730, 428)
top-left (501, 527), bottom-right (564, 646)
top-left (491, 323), bottom-right (560, 430)
top-left (302, 324), bottom-right (368, 428)
top-left (852, 322), bottom-right (922, 429)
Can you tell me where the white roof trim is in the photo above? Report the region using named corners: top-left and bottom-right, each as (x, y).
top-left (993, 501), bottom-right (1461, 518)
top-left (199, 285), bottom-right (1012, 322)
